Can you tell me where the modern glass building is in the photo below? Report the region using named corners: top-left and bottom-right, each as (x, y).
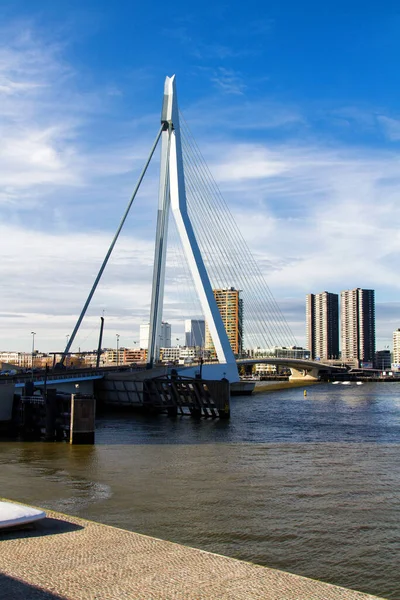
top-left (184, 319), bottom-right (205, 348)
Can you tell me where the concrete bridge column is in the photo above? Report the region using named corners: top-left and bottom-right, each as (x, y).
top-left (289, 367), bottom-right (320, 382)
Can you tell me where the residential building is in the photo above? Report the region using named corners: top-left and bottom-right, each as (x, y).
top-left (305, 294), bottom-right (315, 359)
top-left (123, 348), bottom-right (147, 363)
top-left (104, 348), bottom-right (125, 366)
top-left (184, 319), bottom-right (205, 347)
top-left (0, 351), bottom-right (19, 366)
top-left (139, 322), bottom-right (171, 350)
top-left (393, 329), bottom-right (400, 370)
top-left (178, 346), bottom-right (202, 363)
top-left (0, 351), bottom-right (33, 368)
top-left (306, 292), bottom-right (339, 360)
top-left (83, 352), bottom-right (102, 367)
top-left (340, 288), bottom-right (375, 364)
top-left (205, 288), bottom-right (243, 356)
top-left (159, 346), bottom-right (204, 365)
top-left (159, 347), bottom-right (180, 363)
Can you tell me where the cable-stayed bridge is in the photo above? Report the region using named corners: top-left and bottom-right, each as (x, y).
top-left (57, 75), bottom-right (323, 384)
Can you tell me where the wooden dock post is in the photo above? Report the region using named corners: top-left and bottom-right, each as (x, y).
top-left (204, 378), bottom-right (230, 419)
top-left (167, 406), bottom-right (178, 417)
top-left (44, 388), bottom-right (57, 441)
top-left (69, 394), bottom-right (96, 444)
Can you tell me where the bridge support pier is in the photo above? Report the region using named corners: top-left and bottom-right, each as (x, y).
top-left (289, 367), bottom-right (320, 382)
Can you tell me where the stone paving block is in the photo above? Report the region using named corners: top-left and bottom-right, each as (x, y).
top-left (0, 505), bottom-right (384, 600)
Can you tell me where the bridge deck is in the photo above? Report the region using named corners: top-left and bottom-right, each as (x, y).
top-left (0, 504), bottom-right (382, 600)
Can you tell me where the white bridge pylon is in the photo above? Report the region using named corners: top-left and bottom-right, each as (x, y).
top-left (61, 75), bottom-right (239, 381)
top-left (147, 76), bottom-right (239, 382)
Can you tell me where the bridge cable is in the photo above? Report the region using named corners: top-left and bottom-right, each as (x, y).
top-left (179, 112), bottom-right (297, 351)
top-left (180, 111), bottom-right (297, 346)
top-left (180, 122), bottom-right (291, 350)
top-left (60, 125), bottom-right (164, 366)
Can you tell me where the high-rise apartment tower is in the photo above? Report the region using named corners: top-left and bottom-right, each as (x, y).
top-left (306, 292), bottom-right (339, 360)
top-left (393, 329), bottom-right (400, 366)
top-left (205, 288), bottom-right (243, 356)
top-left (340, 288), bottom-right (375, 363)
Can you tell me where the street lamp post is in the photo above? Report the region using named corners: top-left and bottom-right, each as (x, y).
top-left (31, 331), bottom-right (36, 371)
top-left (116, 334), bottom-right (120, 366)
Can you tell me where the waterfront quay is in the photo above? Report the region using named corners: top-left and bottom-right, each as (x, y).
top-left (0, 503), bottom-right (383, 600)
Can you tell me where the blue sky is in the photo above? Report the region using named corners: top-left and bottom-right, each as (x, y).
top-left (1, 1), bottom-right (400, 352)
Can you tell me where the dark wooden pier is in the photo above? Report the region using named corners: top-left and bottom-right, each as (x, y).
top-left (142, 375), bottom-right (230, 418)
top-left (5, 371), bottom-right (230, 442)
top-left (95, 370), bottom-right (230, 418)
top-left (16, 390), bottom-right (96, 443)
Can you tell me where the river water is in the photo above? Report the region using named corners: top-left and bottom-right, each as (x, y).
top-left (1, 382), bottom-right (399, 599)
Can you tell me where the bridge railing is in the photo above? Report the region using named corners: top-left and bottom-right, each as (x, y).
top-left (5, 364), bottom-right (147, 385)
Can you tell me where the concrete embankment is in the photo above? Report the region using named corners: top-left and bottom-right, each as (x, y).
top-left (253, 380), bottom-right (320, 393)
top-left (0, 501), bottom-right (383, 600)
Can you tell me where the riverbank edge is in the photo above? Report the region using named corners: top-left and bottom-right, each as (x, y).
top-left (253, 380), bottom-right (321, 393)
top-left (0, 499), bottom-right (383, 600)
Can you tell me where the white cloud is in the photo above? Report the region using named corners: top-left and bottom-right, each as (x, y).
top-left (0, 24), bottom-right (157, 211)
top-left (1, 23), bottom-right (400, 352)
top-left (0, 223), bottom-right (156, 350)
top-left (212, 145), bottom-right (287, 181)
top-left (206, 142), bottom-right (400, 308)
top-left (183, 93), bottom-right (302, 132)
top-left (210, 67), bottom-right (246, 95)
top-left (377, 115), bottom-right (400, 141)
top-left (0, 32), bottom-right (79, 199)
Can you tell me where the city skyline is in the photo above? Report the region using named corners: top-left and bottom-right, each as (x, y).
top-left (306, 288), bottom-right (377, 363)
top-left (0, 284), bottom-right (395, 355)
top-left (1, 4), bottom-right (400, 352)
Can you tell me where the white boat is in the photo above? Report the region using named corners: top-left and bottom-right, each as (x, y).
top-left (332, 381), bottom-right (340, 385)
top-left (341, 381), bottom-right (351, 385)
top-left (231, 381), bottom-right (256, 395)
top-left (356, 381), bottom-right (364, 385)
top-left (0, 501), bottom-right (46, 529)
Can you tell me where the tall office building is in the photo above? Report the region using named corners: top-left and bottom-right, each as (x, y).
top-left (139, 321), bottom-right (171, 350)
top-left (306, 292), bottom-right (339, 360)
top-left (340, 288), bottom-right (375, 363)
top-left (393, 329), bottom-right (400, 366)
top-left (205, 288), bottom-right (243, 356)
top-left (184, 319), bottom-right (205, 347)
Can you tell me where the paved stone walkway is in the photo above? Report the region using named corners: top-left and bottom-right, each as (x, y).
top-left (0, 506), bottom-right (384, 600)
